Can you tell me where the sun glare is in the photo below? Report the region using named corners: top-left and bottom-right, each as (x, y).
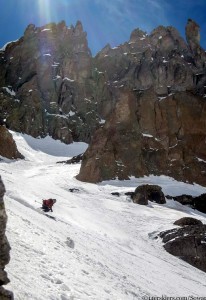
top-left (37, 0), bottom-right (54, 24)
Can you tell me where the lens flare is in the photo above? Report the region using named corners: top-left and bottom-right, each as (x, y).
top-left (37, 0), bottom-right (54, 24)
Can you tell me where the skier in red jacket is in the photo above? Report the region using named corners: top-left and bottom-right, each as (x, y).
top-left (42, 199), bottom-right (56, 212)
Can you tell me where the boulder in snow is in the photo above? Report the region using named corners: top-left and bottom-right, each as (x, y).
top-left (133, 184), bottom-right (166, 205)
top-left (160, 224), bottom-right (206, 273)
top-left (174, 217), bottom-right (203, 227)
top-left (0, 126), bottom-right (24, 159)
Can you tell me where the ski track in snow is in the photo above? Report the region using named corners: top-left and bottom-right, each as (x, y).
top-left (0, 131), bottom-right (206, 299)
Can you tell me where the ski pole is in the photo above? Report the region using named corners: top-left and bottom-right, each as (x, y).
top-left (35, 200), bottom-right (42, 204)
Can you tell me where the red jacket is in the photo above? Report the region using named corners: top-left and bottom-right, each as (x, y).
top-left (43, 199), bottom-right (55, 208)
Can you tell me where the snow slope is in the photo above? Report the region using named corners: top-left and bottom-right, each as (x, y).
top-left (1, 131), bottom-right (206, 299)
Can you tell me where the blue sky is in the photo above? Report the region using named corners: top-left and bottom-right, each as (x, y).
top-left (0, 0), bottom-right (206, 55)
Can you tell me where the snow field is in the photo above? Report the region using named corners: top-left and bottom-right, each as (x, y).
top-left (0, 132), bottom-right (206, 299)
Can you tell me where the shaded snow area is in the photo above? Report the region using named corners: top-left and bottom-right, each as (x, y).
top-left (1, 132), bottom-right (206, 299)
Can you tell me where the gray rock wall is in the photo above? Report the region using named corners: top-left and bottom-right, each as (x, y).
top-left (1, 19), bottom-right (206, 145)
top-left (0, 177), bottom-right (13, 299)
top-left (0, 126), bottom-right (23, 159)
top-left (160, 224), bottom-right (206, 273)
top-left (1, 19), bottom-right (206, 186)
top-left (77, 89), bottom-right (206, 186)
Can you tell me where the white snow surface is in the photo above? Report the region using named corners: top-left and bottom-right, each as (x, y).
top-left (68, 110), bottom-right (76, 117)
top-left (0, 39), bottom-right (19, 51)
top-left (1, 131), bottom-right (206, 299)
top-left (142, 133), bottom-right (153, 138)
top-left (99, 119), bottom-right (106, 124)
top-left (197, 157), bottom-right (206, 164)
top-left (2, 87), bottom-right (16, 96)
top-left (41, 28), bottom-right (52, 32)
top-left (63, 77), bottom-right (75, 82)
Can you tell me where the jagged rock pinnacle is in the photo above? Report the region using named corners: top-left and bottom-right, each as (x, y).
top-left (185, 18), bottom-right (200, 50)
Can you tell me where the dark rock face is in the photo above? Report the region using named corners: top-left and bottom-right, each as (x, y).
top-left (194, 194), bottom-right (206, 213)
top-left (160, 224), bottom-right (206, 273)
top-left (0, 21), bottom-right (99, 143)
top-left (57, 153), bottom-right (83, 164)
top-left (1, 19), bottom-right (206, 186)
top-left (0, 177), bottom-right (14, 299)
top-left (166, 193), bottom-right (206, 214)
top-left (0, 126), bottom-right (23, 159)
top-left (185, 19), bottom-right (200, 51)
top-left (174, 217), bottom-right (203, 226)
top-left (168, 194), bottom-right (194, 206)
top-left (77, 89), bottom-right (206, 185)
top-left (1, 19), bottom-right (206, 143)
top-left (132, 184), bottom-right (166, 205)
top-left (76, 20), bottom-right (206, 185)
top-left (133, 186), bottom-right (148, 205)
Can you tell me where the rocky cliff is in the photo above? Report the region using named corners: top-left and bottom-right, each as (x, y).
top-left (0, 177), bottom-right (13, 299)
top-left (0, 126), bottom-right (23, 159)
top-left (0, 21), bottom-right (100, 143)
top-left (160, 221), bottom-right (206, 273)
top-left (1, 19), bottom-right (206, 185)
top-left (77, 88), bottom-right (206, 185)
top-left (77, 19), bottom-right (206, 185)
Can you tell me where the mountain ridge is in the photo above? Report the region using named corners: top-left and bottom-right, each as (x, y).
top-left (1, 18), bottom-right (206, 185)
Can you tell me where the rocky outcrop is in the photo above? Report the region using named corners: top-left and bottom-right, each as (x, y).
top-left (0, 21), bottom-right (100, 143)
top-left (0, 177), bottom-right (13, 299)
top-left (1, 19), bottom-right (206, 144)
top-left (185, 19), bottom-right (205, 69)
top-left (174, 217), bottom-right (203, 226)
top-left (166, 194), bottom-right (206, 214)
top-left (132, 184), bottom-right (165, 205)
top-left (193, 194), bottom-right (206, 213)
top-left (166, 194), bottom-right (194, 206)
top-left (185, 19), bottom-right (200, 52)
top-left (1, 19), bottom-right (206, 186)
top-left (77, 19), bottom-right (206, 185)
top-left (0, 126), bottom-right (23, 159)
top-left (94, 21), bottom-right (206, 97)
top-left (132, 186), bottom-right (149, 205)
top-left (77, 88), bottom-right (206, 186)
top-left (57, 153), bottom-right (83, 164)
top-left (160, 224), bottom-right (206, 273)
